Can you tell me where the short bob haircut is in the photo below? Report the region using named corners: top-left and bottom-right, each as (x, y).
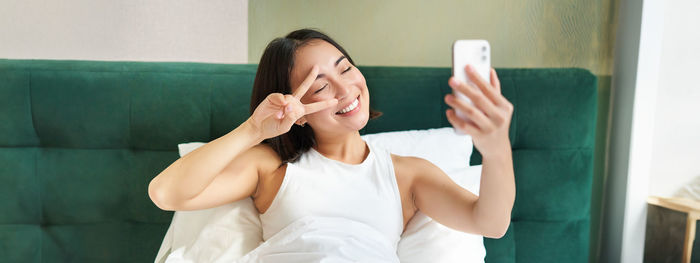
top-left (250, 28), bottom-right (382, 165)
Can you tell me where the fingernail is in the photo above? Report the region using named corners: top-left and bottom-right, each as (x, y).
top-left (286, 105), bottom-right (292, 111)
top-left (277, 111), bottom-right (283, 118)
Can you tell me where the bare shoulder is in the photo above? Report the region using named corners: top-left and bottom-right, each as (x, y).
top-left (390, 154), bottom-right (442, 188)
top-left (391, 154), bottom-right (440, 175)
top-left (247, 143), bottom-right (283, 176)
top-left (391, 154), bottom-right (450, 186)
top-left (159, 143), bottom-right (283, 211)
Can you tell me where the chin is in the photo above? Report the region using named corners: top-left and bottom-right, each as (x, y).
top-left (348, 110), bottom-right (370, 131)
top-left (333, 110), bottom-right (369, 132)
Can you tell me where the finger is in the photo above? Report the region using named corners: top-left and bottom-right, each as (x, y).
top-left (490, 68), bottom-right (502, 94)
top-left (446, 109), bottom-right (480, 136)
top-left (304, 98), bottom-right (339, 115)
top-left (276, 103), bottom-right (292, 119)
top-left (257, 106), bottom-right (279, 120)
top-left (261, 93), bottom-right (286, 120)
top-left (293, 65), bottom-right (319, 99)
top-left (279, 105), bottom-right (300, 129)
top-left (282, 94), bottom-right (295, 112)
top-left (444, 94), bottom-right (494, 132)
top-left (267, 93), bottom-right (286, 105)
top-left (447, 91), bottom-right (508, 126)
top-left (448, 78), bottom-right (500, 119)
top-left (280, 94), bottom-right (306, 121)
top-left (488, 68), bottom-right (510, 107)
top-left (465, 65), bottom-right (503, 106)
top-left (258, 101), bottom-right (280, 120)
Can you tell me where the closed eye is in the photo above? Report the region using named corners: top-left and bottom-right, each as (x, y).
top-left (314, 66), bottom-right (353, 94)
top-left (314, 84), bottom-right (327, 94)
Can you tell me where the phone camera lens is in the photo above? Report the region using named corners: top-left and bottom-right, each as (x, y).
top-left (481, 46), bottom-right (487, 52)
top-left (481, 55), bottom-right (487, 61)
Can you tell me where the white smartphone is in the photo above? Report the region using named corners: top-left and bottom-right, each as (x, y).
top-left (451, 40), bottom-right (491, 121)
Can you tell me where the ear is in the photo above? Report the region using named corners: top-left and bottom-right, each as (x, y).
top-left (295, 116), bottom-right (307, 126)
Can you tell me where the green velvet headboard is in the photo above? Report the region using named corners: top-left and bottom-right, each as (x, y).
top-left (0, 59), bottom-right (596, 262)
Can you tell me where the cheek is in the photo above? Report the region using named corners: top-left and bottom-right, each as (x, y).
top-left (357, 77), bottom-right (369, 98)
top-left (304, 104), bottom-right (335, 120)
top-left (352, 72), bottom-right (366, 86)
top-left (357, 79), bottom-right (369, 105)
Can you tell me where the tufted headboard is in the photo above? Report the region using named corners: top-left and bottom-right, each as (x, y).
top-left (0, 59), bottom-right (596, 262)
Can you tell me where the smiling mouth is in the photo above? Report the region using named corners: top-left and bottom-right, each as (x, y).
top-left (335, 95), bottom-right (360, 114)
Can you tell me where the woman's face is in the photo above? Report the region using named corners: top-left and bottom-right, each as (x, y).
top-left (289, 39), bottom-right (370, 134)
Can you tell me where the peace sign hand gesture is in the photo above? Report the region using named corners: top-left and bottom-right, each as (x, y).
top-left (247, 65), bottom-right (339, 141)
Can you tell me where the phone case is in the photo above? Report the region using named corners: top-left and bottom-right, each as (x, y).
top-left (452, 40), bottom-right (491, 122)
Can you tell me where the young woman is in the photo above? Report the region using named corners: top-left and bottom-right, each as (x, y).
top-left (149, 29), bottom-right (515, 260)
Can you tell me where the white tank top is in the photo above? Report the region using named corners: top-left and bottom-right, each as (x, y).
top-left (259, 140), bottom-right (404, 250)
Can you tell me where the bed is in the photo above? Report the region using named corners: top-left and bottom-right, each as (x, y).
top-left (0, 59), bottom-right (597, 262)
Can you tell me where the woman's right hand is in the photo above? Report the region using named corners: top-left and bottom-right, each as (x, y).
top-left (247, 65), bottom-right (339, 140)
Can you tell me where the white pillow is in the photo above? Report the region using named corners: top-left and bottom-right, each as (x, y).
top-left (361, 127), bottom-right (473, 175)
top-left (397, 165), bottom-right (485, 263)
top-left (155, 142), bottom-right (262, 263)
top-left (363, 128), bottom-right (485, 263)
top-left (155, 127), bottom-right (484, 262)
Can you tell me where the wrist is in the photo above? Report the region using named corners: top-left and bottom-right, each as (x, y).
top-left (479, 143), bottom-right (512, 160)
top-left (239, 119), bottom-right (264, 145)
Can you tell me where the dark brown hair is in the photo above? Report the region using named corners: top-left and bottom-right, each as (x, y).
top-left (250, 28), bottom-right (382, 165)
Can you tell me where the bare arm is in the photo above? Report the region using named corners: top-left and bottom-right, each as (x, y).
top-left (408, 155), bottom-right (513, 239)
top-left (429, 65), bottom-right (515, 238)
top-left (148, 120), bottom-right (264, 211)
top-left (148, 64), bottom-right (338, 211)
top-left (472, 149), bottom-right (514, 237)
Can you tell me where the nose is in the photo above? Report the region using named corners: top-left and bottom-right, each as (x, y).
top-left (331, 77), bottom-right (352, 101)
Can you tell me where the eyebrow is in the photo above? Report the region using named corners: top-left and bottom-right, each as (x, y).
top-left (315, 56), bottom-right (346, 80)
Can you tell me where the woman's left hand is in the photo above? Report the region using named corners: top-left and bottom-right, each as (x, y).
top-left (444, 65), bottom-right (514, 158)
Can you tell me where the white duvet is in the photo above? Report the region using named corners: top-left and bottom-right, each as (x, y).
top-left (166, 216), bottom-right (399, 263)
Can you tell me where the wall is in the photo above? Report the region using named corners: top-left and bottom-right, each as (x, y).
top-left (600, 0), bottom-right (668, 261)
top-left (249, 0), bottom-right (615, 74)
top-left (0, 0), bottom-right (248, 63)
top-left (649, 0), bottom-right (700, 197)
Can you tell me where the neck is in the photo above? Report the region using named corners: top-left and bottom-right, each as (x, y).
top-left (313, 131), bottom-right (368, 165)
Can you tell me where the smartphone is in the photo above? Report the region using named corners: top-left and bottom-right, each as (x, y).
top-left (451, 40), bottom-right (491, 121)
